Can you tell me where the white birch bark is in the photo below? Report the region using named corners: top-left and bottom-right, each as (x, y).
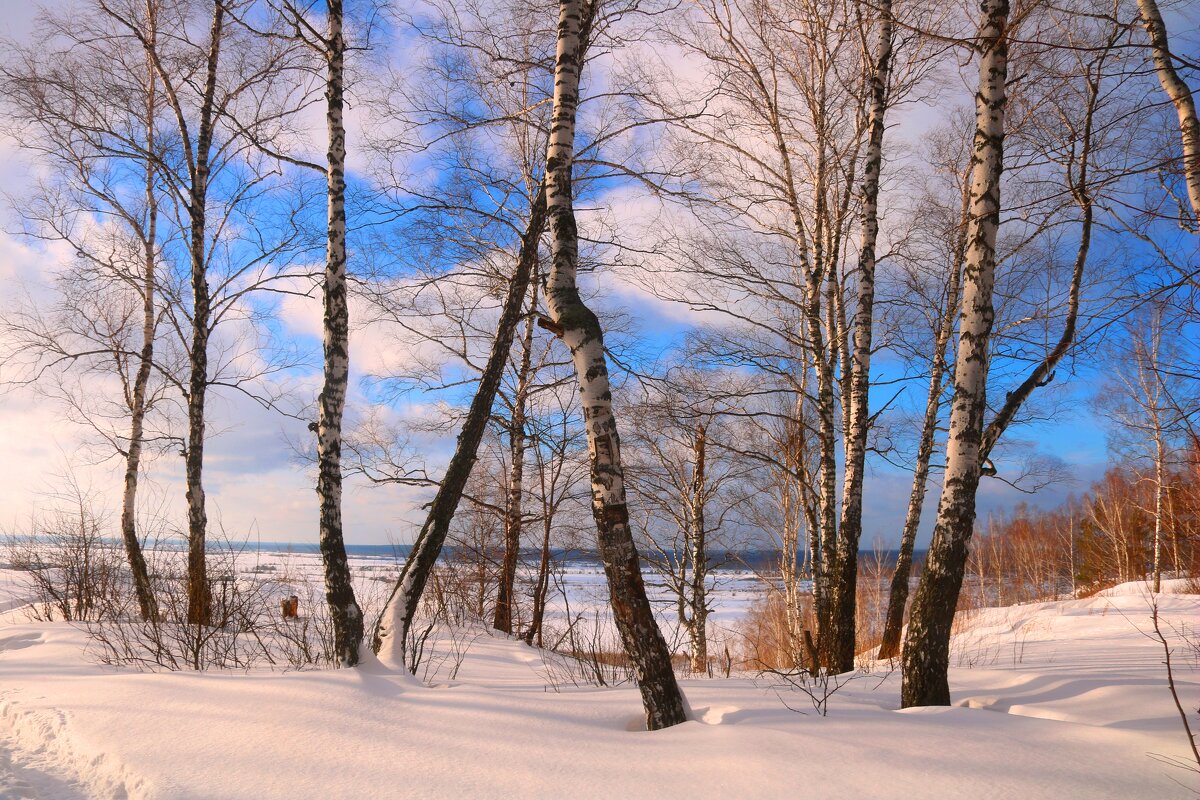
top-left (1153, 425), bottom-right (1165, 593)
top-left (1138, 0), bottom-right (1200, 220)
top-left (120, 3), bottom-right (162, 622)
top-left (542, 0), bottom-right (687, 730)
top-left (687, 423), bottom-right (709, 672)
top-left (831, 0), bottom-right (894, 672)
top-left (900, 0), bottom-right (1009, 708)
top-left (315, 0), bottom-right (364, 666)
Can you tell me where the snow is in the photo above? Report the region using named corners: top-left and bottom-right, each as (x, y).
top-left (0, 575), bottom-right (1196, 799)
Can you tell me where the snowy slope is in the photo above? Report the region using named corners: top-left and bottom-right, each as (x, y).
top-left (0, 581), bottom-right (1196, 799)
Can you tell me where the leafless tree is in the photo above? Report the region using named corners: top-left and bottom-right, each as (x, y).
top-left (1, 0), bottom-right (183, 621)
top-left (1096, 303), bottom-right (1199, 591)
top-left (1136, 0), bottom-right (1200, 222)
top-left (624, 0), bottom-right (945, 670)
top-left (95, 0), bottom-right (315, 625)
top-left (540, 0), bottom-right (688, 729)
top-left (236, 0), bottom-right (373, 665)
top-left (625, 368), bottom-right (757, 672)
top-left (899, 0), bottom-right (1134, 706)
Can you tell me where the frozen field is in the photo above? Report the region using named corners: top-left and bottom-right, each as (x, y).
top-left (0, 545), bottom-right (767, 633)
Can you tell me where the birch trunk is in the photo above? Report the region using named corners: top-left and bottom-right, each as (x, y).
top-left (523, 451), bottom-right (554, 648)
top-left (542, 0), bottom-right (687, 730)
top-left (778, 411), bottom-right (803, 663)
top-left (316, 0), bottom-right (364, 666)
top-left (523, 424), bottom-right (559, 648)
top-left (1144, 320), bottom-right (1168, 594)
top-left (811, 283), bottom-right (838, 668)
top-left (900, 0), bottom-right (1009, 708)
top-left (184, 2), bottom-right (225, 627)
top-left (830, 0), bottom-right (894, 673)
top-left (757, 43), bottom-right (836, 667)
top-left (876, 180), bottom-right (966, 660)
top-left (1138, 0), bottom-right (1200, 219)
top-left (1153, 426), bottom-right (1165, 593)
top-left (494, 276), bottom-right (538, 634)
top-left (120, 17), bottom-right (161, 623)
top-left (687, 423), bottom-right (708, 672)
top-left (900, 0), bottom-right (1096, 691)
top-left (372, 182), bottom-right (548, 663)
top-left (121, 221), bottom-right (159, 621)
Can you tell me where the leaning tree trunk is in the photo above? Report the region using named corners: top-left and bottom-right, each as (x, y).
top-left (830, 0), bottom-right (894, 673)
top-left (183, 2), bottom-right (224, 627)
top-left (372, 183), bottom-right (548, 664)
top-left (542, 0), bottom-right (687, 730)
top-left (876, 169), bottom-right (970, 661)
top-left (494, 276), bottom-right (539, 634)
top-left (316, 0), bottom-right (364, 666)
top-left (120, 33), bottom-right (162, 623)
top-left (1138, 0), bottom-right (1200, 219)
top-left (120, 220), bottom-right (160, 622)
top-left (900, 0), bottom-right (1009, 708)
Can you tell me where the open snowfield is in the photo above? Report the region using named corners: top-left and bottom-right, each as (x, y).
top-left (0, 572), bottom-right (1196, 799)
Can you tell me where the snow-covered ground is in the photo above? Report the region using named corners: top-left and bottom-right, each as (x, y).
top-left (0, 571), bottom-right (1196, 798)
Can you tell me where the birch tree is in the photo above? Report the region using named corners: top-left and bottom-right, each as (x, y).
top-left (360, 0), bottom-right (558, 659)
top-left (637, 0), bottom-right (866, 665)
top-left (311, 0), bottom-right (363, 668)
top-left (626, 371), bottom-right (755, 672)
top-left (830, 0), bottom-right (896, 672)
top-left (629, 0), bottom-right (942, 669)
top-left (3, 0), bottom-right (309, 627)
top-left (899, 0), bottom-right (1119, 705)
top-left (100, 0), bottom-right (311, 625)
top-left (175, 0), bottom-right (224, 625)
top-left (1136, 0), bottom-right (1200, 221)
top-left (493, 274), bottom-right (541, 634)
top-left (899, 0), bottom-right (1013, 708)
top-left (0, 0), bottom-right (180, 621)
top-left (541, 0), bottom-right (687, 729)
top-left (245, 0), bottom-right (366, 665)
top-left (367, 0), bottom-right (661, 669)
top-left (523, 379), bottom-right (591, 646)
top-left (1096, 305), bottom-right (1197, 592)
top-left (370, 183), bottom-right (550, 660)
